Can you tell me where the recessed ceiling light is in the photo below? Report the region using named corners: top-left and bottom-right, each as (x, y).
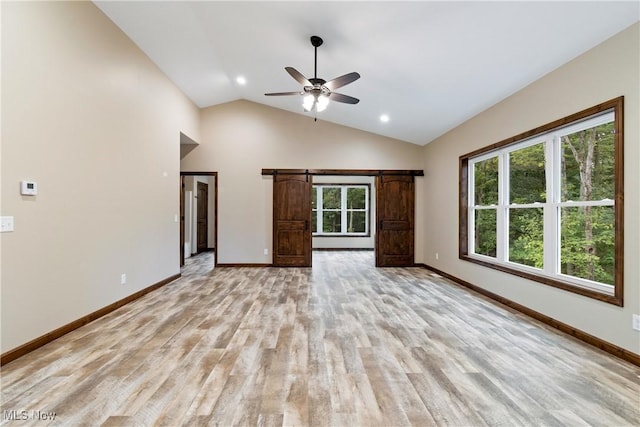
top-left (236, 76), bottom-right (247, 85)
top-left (380, 114), bottom-right (390, 123)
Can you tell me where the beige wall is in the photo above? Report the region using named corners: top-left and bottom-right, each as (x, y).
top-left (422, 23), bottom-right (640, 354)
top-left (181, 100), bottom-right (425, 263)
top-left (1, 2), bottom-right (200, 353)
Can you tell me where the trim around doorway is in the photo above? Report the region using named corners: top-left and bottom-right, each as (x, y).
top-left (180, 172), bottom-right (218, 267)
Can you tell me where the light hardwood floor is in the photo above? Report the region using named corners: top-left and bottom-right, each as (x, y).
top-left (1, 251), bottom-right (639, 426)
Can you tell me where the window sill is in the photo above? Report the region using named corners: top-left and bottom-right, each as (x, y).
top-left (459, 254), bottom-right (621, 306)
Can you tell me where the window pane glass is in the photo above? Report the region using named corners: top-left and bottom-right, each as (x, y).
top-left (312, 210), bottom-right (317, 233)
top-left (347, 211), bottom-right (366, 233)
top-left (560, 206), bottom-right (614, 285)
top-left (509, 143), bottom-right (546, 204)
top-left (508, 208), bottom-right (543, 268)
top-left (561, 121), bottom-right (615, 202)
top-left (474, 157), bottom-right (499, 205)
top-left (347, 187), bottom-right (366, 209)
top-left (312, 187), bottom-right (317, 209)
top-left (474, 209), bottom-right (496, 257)
top-left (322, 187), bottom-right (341, 209)
top-left (322, 211), bottom-right (341, 233)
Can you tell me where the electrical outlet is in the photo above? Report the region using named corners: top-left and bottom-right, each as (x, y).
top-left (121, 274), bottom-right (127, 285)
top-left (264, 248), bottom-right (268, 255)
top-left (632, 314), bottom-right (640, 332)
top-left (435, 252), bottom-right (439, 260)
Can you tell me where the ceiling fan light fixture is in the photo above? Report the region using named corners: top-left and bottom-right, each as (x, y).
top-left (303, 94), bottom-right (315, 112)
top-left (317, 94), bottom-right (329, 112)
top-left (302, 93), bottom-right (329, 113)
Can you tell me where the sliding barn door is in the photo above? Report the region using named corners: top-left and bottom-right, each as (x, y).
top-left (273, 173), bottom-right (312, 267)
top-left (376, 175), bottom-right (415, 267)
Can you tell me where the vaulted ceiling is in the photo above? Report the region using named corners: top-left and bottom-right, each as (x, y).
top-left (95, 1), bottom-right (639, 145)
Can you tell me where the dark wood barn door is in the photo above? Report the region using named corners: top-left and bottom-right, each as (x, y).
top-left (197, 181), bottom-right (208, 253)
top-left (273, 173), bottom-right (312, 267)
top-left (376, 175), bottom-right (415, 267)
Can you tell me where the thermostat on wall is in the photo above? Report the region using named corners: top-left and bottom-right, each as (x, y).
top-left (21, 181), bottom-right (38, 196)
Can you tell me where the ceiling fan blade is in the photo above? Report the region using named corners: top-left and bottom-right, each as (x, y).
top-left (264, 91), bottom-right (302, 96)
top-left (285, 67), bottom-right (311, 86)
top-left (328, 92), bottom-right (360, 104)
top-left (324, 72), bottom-right (360, 91)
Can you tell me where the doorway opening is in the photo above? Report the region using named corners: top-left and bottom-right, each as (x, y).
top-left (180, 172), bottom-right (218, 269)
top-left (311, 176), bottom-right (375, 262)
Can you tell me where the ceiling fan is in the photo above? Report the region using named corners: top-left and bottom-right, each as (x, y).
top-left (265, 35), bottom-right (360, 115)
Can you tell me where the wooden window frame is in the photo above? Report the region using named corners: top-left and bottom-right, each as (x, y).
top-left (459, 97), bottom-right (624, 306)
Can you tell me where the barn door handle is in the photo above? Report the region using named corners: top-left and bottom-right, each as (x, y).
top-left (305, 220), bottom-right (309, 230)
top-left (379, 221), bottom-right (383, 230)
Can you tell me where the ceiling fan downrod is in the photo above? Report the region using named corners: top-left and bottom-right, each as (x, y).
top-left (310, 35), bottom-right (323, 80)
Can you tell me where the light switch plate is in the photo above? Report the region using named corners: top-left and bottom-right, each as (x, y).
top-left (1, 216), bottom-right (15, 232)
